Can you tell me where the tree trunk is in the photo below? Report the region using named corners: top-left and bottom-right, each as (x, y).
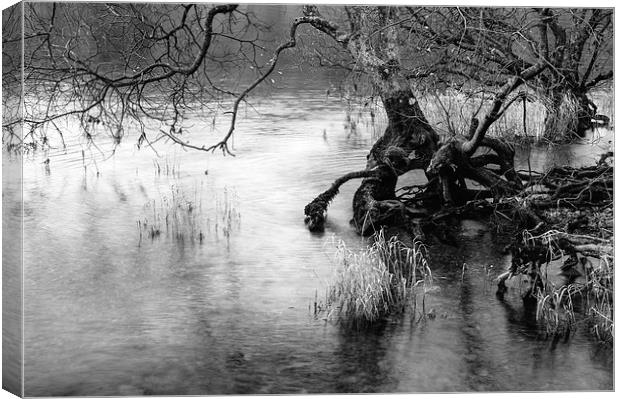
top-left (304, 7), bottom-right (443, 238)
top-left (351, 89), bottom-right (440, 236)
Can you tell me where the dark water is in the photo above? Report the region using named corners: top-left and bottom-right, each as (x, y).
top-left (3, 77), bottom-right (614, 395)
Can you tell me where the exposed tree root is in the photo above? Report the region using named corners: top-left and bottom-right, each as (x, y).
top-left (304, 170), bottom-right (375, 232)
top-left (491, 154), bottom-right (613, 343)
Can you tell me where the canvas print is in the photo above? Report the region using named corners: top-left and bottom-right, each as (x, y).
top-left (2, 1), bottom-right (614, 396)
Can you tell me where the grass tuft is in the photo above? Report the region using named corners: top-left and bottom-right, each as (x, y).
top-left (536, 285), bottom-right (576, 339)
top-left (523, 230), bottom-right (614, 344)
top-left (320, 230), bottom-right (433, 329)
top-left (137, 184), bottom-right (240, 247)
top-left (584, 255), bottom-right (614, 344)
top-left (417, 88), bottom-right (613, 142)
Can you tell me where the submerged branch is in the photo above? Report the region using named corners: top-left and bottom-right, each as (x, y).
top-left (304, 170), bottom-right (375, 232)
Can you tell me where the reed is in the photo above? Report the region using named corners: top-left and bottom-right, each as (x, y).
top-left (339, 87), bottom-right (612, 145)
top-left (137, 184), bottom-right (241, 246)
top-left (529, 233), bottom-right (614, 344)
top-left (417, 88), bottom-right (613, 142)
top-left (536, 285), bottom-right (576, 339)
top-left (584, 255), bottom-right (614, 344)
top-left (153, 156), bottom-right (181, 178)
top-left (540, 93), bottom-right (580, 143)
top-left (417, 90), bottom-right (544, 140)
top-left (212, 186), bottom-right (242, 249)
top-left (321, 230), bottom-right (433, 329)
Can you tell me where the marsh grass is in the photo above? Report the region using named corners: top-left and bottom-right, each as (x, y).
top-left (418, 89), bottom-right (546, 140)
top-left (212, 187), bottom-right (242, 249)
top-left (584, 255), bottom-right (614, 344)
top-left (320, 230), bottom-right (433, 329)
top-left (525, 230), bottom-right (614, 344)
top-left (541, 94), bottom-right (581, 143)
top-left (536, 265), bottom-right (614, 345)
top-left (153, 156), bottom-right (181, 178)
top-left (137, 184), bottom-right (203, 245)
top-left (416, 88), bottom-right (613, 142)
top-left (337, 87), bottom-right (613, 145)
top-left (536, 285), bottom-right (576, 339)
top-left (137, 184), bottom-right (240, 247)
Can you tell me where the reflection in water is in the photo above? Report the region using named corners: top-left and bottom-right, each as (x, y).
top-left (333, 324), bottom-right (392, 393)
top-left (3, 75), bottom-right (613, 395)
top-left (459, 271), bottom-right (495, 391)
top-left (516, 129), bottom-right (614, 172)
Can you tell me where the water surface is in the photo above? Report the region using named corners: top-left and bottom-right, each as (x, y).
top-left (3, 75), bottom-right (614, 395)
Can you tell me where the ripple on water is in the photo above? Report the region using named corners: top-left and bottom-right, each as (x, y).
top-left (11, 89), bottom-right (614, 395)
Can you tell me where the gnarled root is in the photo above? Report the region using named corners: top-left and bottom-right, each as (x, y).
top-left (304, 170), bottom-right (373, 232)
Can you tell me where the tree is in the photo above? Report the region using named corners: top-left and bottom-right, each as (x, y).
top-left (534, 8), bottom-right (613, 139)
top-left (399, 7), bottom-right (613, 140)
top-left (3, 2), bottom-right (280, 154)
top-left (2, 2), bottom-right (23, 149)
top-left (296, 7), bottom-right (613, 140)
top-left (3, 3), bottom-right (613, 238)
top-left (4, 3), bottom-right (612, 338)
top-left (300, 5), bottom-right (549, 235)
top-left (297, 5), bottom-right (613, 316)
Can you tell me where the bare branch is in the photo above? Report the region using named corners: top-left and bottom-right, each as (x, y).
top-left (463, 61), bottom-right (547, 155)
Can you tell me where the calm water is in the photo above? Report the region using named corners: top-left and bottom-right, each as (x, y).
top-left (3, 79), bottom-right (614, 395)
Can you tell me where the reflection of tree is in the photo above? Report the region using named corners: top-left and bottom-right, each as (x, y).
top-left (426, 227), bottom-right (533, 390)
top-left (332, 324), bottom-right (393, 393)
top-left (458, 270), bottom-right (499, 390)
top-left (496, 294), bottom-right (538, 336)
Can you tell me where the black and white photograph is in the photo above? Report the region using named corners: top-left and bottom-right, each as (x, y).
top-left (1, 0), bottom-right (615, 396)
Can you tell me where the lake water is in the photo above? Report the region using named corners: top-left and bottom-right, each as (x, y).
top-left (2, 75), bottom-right (614, 395)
